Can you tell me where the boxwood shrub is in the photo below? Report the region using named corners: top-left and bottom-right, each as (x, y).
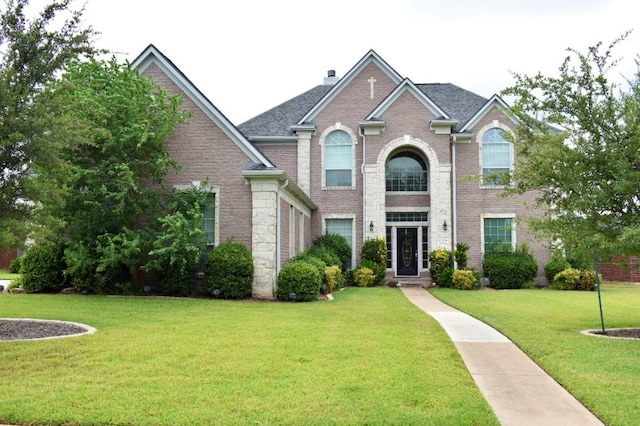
top-left (8, 256), bottom-right (22, 273)
top-left (354, 266), bottom-right (375, 287)
top-left (452, 269), bottom-right (479, 290)
top-left (361, 238), bottom-right (386, 283)
top-left (312, 234), bottom-right (351, 271)
top-left (482, 251), bottom-right (538, 289)
top-left (544, 257), bottom-right (571, 283)
top-left (552, 268), bottom-right (597, 291)
top-left (21, 242), bottom-right (67, 293)
top-left (204, 239), bottom-right (254, 299)
top-left (276, 260), bottom-right (321, 302)
top-left (429, 248), bottom-right (453, 286)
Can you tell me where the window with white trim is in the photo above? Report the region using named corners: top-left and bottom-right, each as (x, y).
top-left (481, 128), bottom-right (512, 187)
top-left (202, 193), bottom-right (216, 247)
top-left (324, 130), bottom-right (353, 187)
top-left (483, 217), bottom-right (514, 253)
top-left (325, 218), bottom-right (353, 269)
top-left (386, 151), bottom-right (428, 192)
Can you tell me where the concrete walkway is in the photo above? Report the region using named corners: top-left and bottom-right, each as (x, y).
top-left (401, 287), bottom-right (604, 426)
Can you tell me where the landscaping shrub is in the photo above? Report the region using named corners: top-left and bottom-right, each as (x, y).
top-left (306, 245), bottom-right (341, 269)
top-left (291, 250), bottom-right (328, 282)
top-left (361, 238), bottom-right (386, 283)
top-left (438, 268), bottom-right (454, 288)
top-left (8, 256), bottom-right (22, 273)
top-left (312, 234), bottom-right (351, 271)
top-left (579, 270), bottom-right (598, 291)
top-left (276, 260), bottom-right (321, 302)
top-left (324, 265), bottom-right (344, 293)
top-left (359, 259), bottom-right (385, 284)
top-left (354, 266), bottom-right (375, 288)
top-left (482, 251), bottom-right (537, 289)
top-left (453, 242), bottom-right (470, 269)
top-left (428, 248), bottom-right (452, 285)
top-left (21, 242), bottom-right (67, 293)
top-left (552, 268), bottom-right (598, 291)
top-left (544, 257), bottom-right (571, 283)
top-left (452, 269), bottom-right (478, 290)
top-left (204, 239), bottom-right (254, 299)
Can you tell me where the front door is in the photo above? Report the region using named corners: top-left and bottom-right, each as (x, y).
top-left (396, 227), bottom-right (418, 276)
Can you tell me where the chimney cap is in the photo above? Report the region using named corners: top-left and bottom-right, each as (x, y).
top-left (327, 69), bottom-right (336, 77)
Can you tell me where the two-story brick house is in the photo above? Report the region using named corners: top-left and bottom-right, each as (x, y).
top-left (132, 45), bottom-right (549, 299)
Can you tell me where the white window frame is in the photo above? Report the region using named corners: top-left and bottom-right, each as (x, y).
top-left (481, 213), bottom-right (516, 254)
top-left (478, 121), bottom-right (514, 189)
top-left (323, 213), bottom-right (356, 268)
top-left (175, 183), bottom-right (220, 248)
top-left (319, 123), bottom-right (358, 190)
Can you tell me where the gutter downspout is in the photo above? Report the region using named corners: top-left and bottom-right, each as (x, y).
top-left (359, 127), bottom-right (367, 241)
top-left (276, 179), bottom-right (289, 297)
top-left (451, 141), bottom-right (458, 257)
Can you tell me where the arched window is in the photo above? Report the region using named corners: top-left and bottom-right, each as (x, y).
top-left (482, 128), bottom-right (511, 187)
top-left (385, 151), bottom-right (428, 192)
top-left (324, 130), bottom-right (353, 187)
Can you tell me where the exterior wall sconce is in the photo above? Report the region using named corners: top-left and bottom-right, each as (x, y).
top-left (443, 220), bottom-right (448, 231)
top-left (369, 221), bottom-right (374, 232)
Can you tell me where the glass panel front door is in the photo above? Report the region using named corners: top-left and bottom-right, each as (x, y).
top-left (396, 227), bottom-right (418, 276)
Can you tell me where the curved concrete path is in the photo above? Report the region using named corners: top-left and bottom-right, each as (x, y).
top-left (401, 287), bottom-right (603, 426)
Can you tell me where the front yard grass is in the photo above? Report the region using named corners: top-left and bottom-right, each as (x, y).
top-left (0, 288), bottom-right (498, 425)
top-left (432, 283), bottom-right (640, 426)
top-left (0, 269), bottom-right (19, 280)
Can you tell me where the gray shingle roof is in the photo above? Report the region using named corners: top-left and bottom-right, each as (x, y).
top-left (238, 85), bottom-right (333, 138)
top-left (238, 82), bottom-right (489, 138)
top-left (416, 83), bottom-right (488, 131)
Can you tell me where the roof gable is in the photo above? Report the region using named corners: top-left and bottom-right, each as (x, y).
top-left (459, 94), bottom-right (517, 132)
top-left (131, 44), bottom-right (274, 168)
top-left (366, 78), bottom-right (450, 120)
top-left (298, 50), bottom-right (403, 124)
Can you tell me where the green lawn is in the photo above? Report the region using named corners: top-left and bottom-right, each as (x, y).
top-left (0, 288), bottom-right (498, 425)
top-left (432, 283), bottom-right (640, 426)
top-left (0, 269), bottom-right (19, 280)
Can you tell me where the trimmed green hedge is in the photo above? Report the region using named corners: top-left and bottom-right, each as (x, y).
top-left (21, 242), bottom-right (67, 293)
top-left (204, 239), bottom-right (254, 299)
top-left (276, 260), bottom-right (321, 302)
top-left (482, 251), bottom-right (537, 289)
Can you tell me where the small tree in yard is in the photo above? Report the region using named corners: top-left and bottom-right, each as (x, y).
top-left (43, 57), bottom-right (188, 293)
top-left (502, 31), bottom-right (640, 262)
top-left (0, 0), bottom-right (101, 248)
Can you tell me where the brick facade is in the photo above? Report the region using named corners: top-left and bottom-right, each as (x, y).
top-left (134, 45), bottom-right (552, 297)
top-left (600, 257), bottom-right (640, 283)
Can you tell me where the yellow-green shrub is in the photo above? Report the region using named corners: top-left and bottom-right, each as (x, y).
top-left (452, 269), bottom-right (478, 290)
top-left (354, 267), bottom-right (375, 288)
top-left (324, 265), bottom-right (344, 293)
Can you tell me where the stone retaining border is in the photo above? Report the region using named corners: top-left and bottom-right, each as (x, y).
top-left (0, 318), bottom-right (97, 342)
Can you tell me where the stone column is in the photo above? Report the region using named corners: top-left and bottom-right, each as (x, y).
top-left (364, 163), bottom-right (385, 239)
top-left (249, 179), bottom-right (279, 299)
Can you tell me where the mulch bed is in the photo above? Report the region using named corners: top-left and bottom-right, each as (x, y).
top-left (584, 328), bottom-right (640, 339)
top-left (0, 319), bottom-right (90, 341)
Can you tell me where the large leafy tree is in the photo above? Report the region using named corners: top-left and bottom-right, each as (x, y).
top-left (0, 0), bottom-right (99, 247)
top-left (502, 32), bottom-right (640, 260)
top-left (48, 58), bottom-right (194, 292)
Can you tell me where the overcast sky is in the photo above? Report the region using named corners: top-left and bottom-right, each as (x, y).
top-left (75, 0), bottom-right (640, 124)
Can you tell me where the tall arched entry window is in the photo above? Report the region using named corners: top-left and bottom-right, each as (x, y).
top-left (385, 151), bottom-right (428, 192)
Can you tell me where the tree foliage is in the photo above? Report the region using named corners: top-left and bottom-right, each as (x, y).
top-left (0, 0), bottom-right (100, 247)
top-left (46, 57), bottom-right (190, 292)
top-left (502, 31), bottom-right (640, 260)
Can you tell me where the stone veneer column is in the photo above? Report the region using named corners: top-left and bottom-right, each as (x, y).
top-left (297, 135), bottom-right (311, 194)
top-left (249, 179), bottom-right (279, 299)
top-left (433, 163), bottom-right (452, 250)
top-left (364, 163), bottom-right (385, 239)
